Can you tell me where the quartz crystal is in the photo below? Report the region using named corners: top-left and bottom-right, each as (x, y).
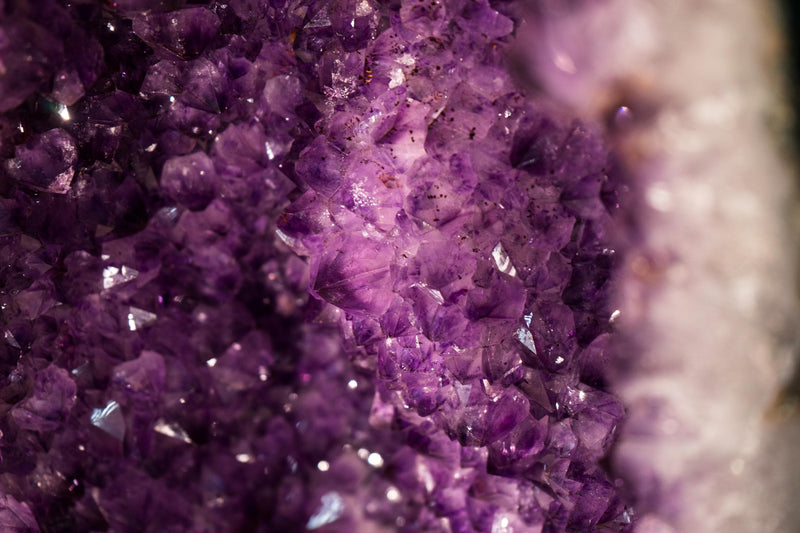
top-left (4, 129), bottom-right (77, 194)
top-left (0, 0), bottom-right (635, 531)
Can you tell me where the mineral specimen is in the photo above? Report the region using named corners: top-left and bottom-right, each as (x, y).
top-left (0, 0), bottom-right (633, 531)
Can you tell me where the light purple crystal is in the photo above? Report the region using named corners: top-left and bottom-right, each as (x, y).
top-left (161, 151), bottom-right (219, 210)
top-left (0, 494), bottom-right (40, 532)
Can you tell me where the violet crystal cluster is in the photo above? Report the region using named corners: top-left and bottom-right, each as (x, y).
top-left (0, 0), bottom-right (633, 531)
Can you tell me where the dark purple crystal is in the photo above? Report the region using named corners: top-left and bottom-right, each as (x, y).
top-left (11, 366), bottom-right (76, 433)
top-left (4, 129), bottom-right (77, 194)
top-left (132, 8), bottom-right (221, 59)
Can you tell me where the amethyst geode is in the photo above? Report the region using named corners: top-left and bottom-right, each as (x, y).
top-left (0, 0), bottom-right (633, 531)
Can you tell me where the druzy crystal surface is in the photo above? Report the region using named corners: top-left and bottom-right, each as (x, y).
top-left (0, 1), bottom-right (632, 531)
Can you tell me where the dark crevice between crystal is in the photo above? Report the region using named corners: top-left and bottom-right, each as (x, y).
top-left (778, 0), bottom-right (800, 141)
top-left (774, 0), bottom-right (800, 416)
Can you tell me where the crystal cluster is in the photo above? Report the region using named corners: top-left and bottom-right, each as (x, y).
top-left (0, 0), bottom-right (632, 531)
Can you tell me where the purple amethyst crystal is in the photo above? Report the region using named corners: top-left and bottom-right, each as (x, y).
top-left (0, 0), bottom-right (635, 531)
top-left (0, 494), bottom-right (40, 532)
top-left (4, 129), bottom-right (77, 194)
top-left (161, 151), bottom-right (220, 210)
top-left (132, 8), bottom-right (221, 59)
top-left (11, 366), bottom-right (76, 433)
